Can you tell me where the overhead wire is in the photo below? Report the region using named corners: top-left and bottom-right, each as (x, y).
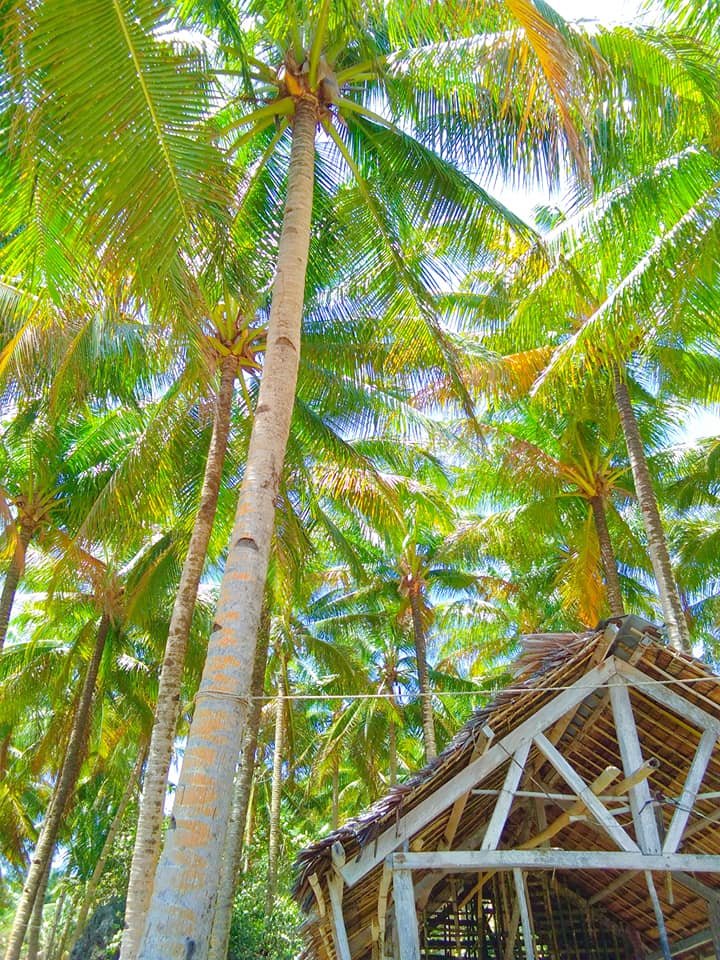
top-left (195, 672), bottom-right (720, 703)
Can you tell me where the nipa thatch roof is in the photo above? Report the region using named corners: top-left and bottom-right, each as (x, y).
top-left (294, 615), bottom-right (720, 960)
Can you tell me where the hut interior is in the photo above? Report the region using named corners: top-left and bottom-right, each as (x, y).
top-left (294, 615), bottom-right (720, 960)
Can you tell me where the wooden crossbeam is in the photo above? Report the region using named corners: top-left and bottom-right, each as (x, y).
top-left (391, 850), bottom-right (720, 872)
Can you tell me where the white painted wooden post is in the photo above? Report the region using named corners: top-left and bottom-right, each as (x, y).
top-left (327, 874), bottom-right (352, 960)
top-left (512, 869), bottom-right (535, 960)
top-left (608, 677), bottom-right (673, 960)
top-left (608, 677), bottom-right (661, 853)
top-left (393, 868), bottom-right (421, 960)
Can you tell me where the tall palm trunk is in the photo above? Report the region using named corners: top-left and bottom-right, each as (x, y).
top-left (265, 683), bottom-right (285, 916)
top-left (68, 749), bottom-right (146, 958)
top-left (0, 520), bottom-right (33, 650)
top-left (241, 776), bottom-right (256, 875)
top-left (409, 591), bottom-right (437, 762)
top-left (25, 856), bottom-right (51, 960)
top-left (207, 621), bottom-right (270, 960)
top-left (331, 752), bottom-right (340, 830)
top-left (120, 355), bottom-right (236, 960)
top-left (589, 495), bottom-right (625, 618)
top-left (614, 373), bottom-right (690, 651)
top-left (139, 97), bottom-right (317, 960)
top-left (388, 715), bottom-right (398, 786)
top-left (44, 884), bottom-right (67, 960)
top-left (4, 614), bottom-right (111, 960)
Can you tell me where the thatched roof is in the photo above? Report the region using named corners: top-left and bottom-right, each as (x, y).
top-left (294, 615), bottom-right (720, 960)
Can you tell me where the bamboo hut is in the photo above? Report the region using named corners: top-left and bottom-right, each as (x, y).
top-left (294, 615), bottom-right (720, 960)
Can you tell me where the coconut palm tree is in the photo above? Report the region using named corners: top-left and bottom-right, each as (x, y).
top-left (455, 405), bottom-right (651, 624)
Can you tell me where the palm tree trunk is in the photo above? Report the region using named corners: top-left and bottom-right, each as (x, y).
top-left (207, 620), bottom-right (269, 960)
top-left (614, 373), bottom-right (690, 651)
top-left (409, 591), bottom-right (437, 762)
top-left (44, 884), bottom-right (67, 960)
top-left (67, 749), bottom-right (146, 959)
top-left (25, 855), bottom-right (51, 960)
top-left (4, 614), bottom-right (111, 960)
top-left (120, 355), bottom-right (236, 960)
top-left (0, 521), bottom-right (33, 650)
top-left (241, 776), bottom-right (256, 876)
top-left (388, 715), bottom-right (398, 786)
top-left (331, 752), bottom-right (340, 830)
top-left (589, 495), bottom-right (625, 618)
top-left (138, 97), bottom-right (317, 960)
top-left (265, 683), bottom-right (285, 916)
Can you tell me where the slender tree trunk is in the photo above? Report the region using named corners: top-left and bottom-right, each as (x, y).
top-left (50, 888), bottom-right (83, 960)
top-left (387, 677), bottom-right (398, 786)
top-left (207, 620), bottom-right (270, 960)
top-left (120, 356), bottom-right (236, 960)
top-left (0, 521), bottom-right (33, 650)
top-left (241, 776), bottom-right (256, 876)
top-left (589, 495), bottom-right (625, 618)
top-left (44, 884), bottom-right (67, 960)
top-left (67, 749), bottom-right (146, 959)
top-left (4, 614), bottom-right (111, 960)
top-left (331, 752), bottom-right (340, 830)
top-left (138, 97), bottom-right (317, 960)
top-left (388, 716), bottom-right (397, 786)
top-left (409, 591), bottom-right (437, 761)
top-left (25, 855), bottom-right (51, 960)
top-left (265, 682), bottom-right (285, 916)
top-left (614, 373), bottom-right (690, 651)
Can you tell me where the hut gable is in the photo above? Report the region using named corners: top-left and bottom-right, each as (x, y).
top-left (294, 615), bottom-right (720, 960)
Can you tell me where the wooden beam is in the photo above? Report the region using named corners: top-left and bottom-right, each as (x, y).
top-left (533, 732), bottom-right (640, 853)
top-left (645, 871), bottom-right (672, 960)
top-left (663, 726), bottom-right (718, 853)
top-left (588, 869), bottom-right (720, 908)
top-left (588, 870), bottom-right (638, 905)
top-left (481, 740), bottom-right (531, 851)
top-left (393, 869), bottom-right (420, 960)
top-left (513, 870), bottom-right (535, 960)
top-left (444, 735), bottom-right (487, 847)
top-left (309, 874), bottom-right (335, 960)
top-left (709, 900), bottom-right (720, 960)
top-left (608, 677), bottom-right (661, 854)
top-left (672, 871), bottom-right (720, 904)
top-left (614, 659), bottom-right (720, 736)
top-left (391, 850), bottom-right (720, 873)
top-left (341, 659), bottom-right (617, 887)
top-left (647, 928), bottom-right (714, 960)
top-left (376, 863), bottom-right (393, 958)
top-left (327, 873), bottom-right (352, 960)
top-left (501, 890), bottom-right (521, 960)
